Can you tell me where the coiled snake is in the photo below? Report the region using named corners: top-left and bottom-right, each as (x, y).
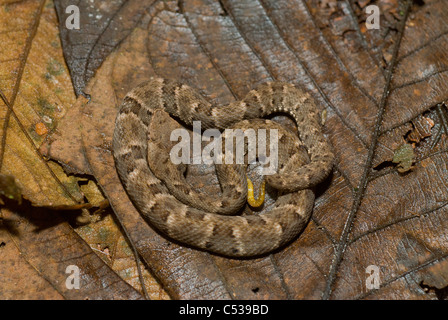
top-left (113, 78), bottom-right (334, 257)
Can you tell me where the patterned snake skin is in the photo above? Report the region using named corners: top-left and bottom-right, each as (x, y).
top-left (113, 78), bottom-right (334, 257)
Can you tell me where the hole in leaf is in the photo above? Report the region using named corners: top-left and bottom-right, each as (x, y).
top-left (420, 281), bottom-right (448, 300)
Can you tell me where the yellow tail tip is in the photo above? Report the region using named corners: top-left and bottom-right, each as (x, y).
top-left (247, 177), bottom-right (266, 208)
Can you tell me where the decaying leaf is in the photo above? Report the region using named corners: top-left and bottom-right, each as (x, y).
top-left (0, 206), bottom-right (143, 299)
top-left (0, 0), bottom-right (82, 207)
top-left (54, 0), bottom-right (157, 96)
top-left (75, 213), bottom-right (170, 300)
top-left (52, 0), bottom-right (448, 300)
top-left (3, 0), bottom-right (448, 300)
top-left (0, 0), bottom-right (156, 299)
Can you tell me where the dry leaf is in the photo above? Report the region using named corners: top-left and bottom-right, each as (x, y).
top-left (3, 0), bottom-right (448, 300)
top-left (0, 0), bottom-right (83, 207)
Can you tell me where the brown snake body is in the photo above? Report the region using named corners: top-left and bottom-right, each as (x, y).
top-left (113, 78), bottom-right (334, 257)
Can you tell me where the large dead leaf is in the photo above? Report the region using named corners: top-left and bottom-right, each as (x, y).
top-left (0, 204), bottom-right (145, 299)
top-left (3, 0), bottom-right (448, 300)
top-left (0, 0), bottom-right (84, 207)
top-left (0, 0), bottom-right (161, 299)
top-left (54, 0), bottom-right (157, 96)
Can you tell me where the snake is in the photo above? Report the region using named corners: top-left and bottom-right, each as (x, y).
top-left (112, 78), bottom-right (334, 257)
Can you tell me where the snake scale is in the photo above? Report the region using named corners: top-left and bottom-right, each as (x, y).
top-left (112, 78), bottom-right (334, 257)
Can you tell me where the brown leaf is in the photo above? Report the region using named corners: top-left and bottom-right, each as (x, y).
top-left (0, 0), bottom-right (84, 207)
top-left (6, 0), bottom-right (448, 300)
top-left (0, 206), bottom-right (142, 299)
top-left (54, 0), bottom-right (157, 96)
top-left (75, 213), bottom-right (170, 300)
top-left (0, 0), bottom-right (154, 299)
top-left (54, 0), bottom-right (448, 300)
